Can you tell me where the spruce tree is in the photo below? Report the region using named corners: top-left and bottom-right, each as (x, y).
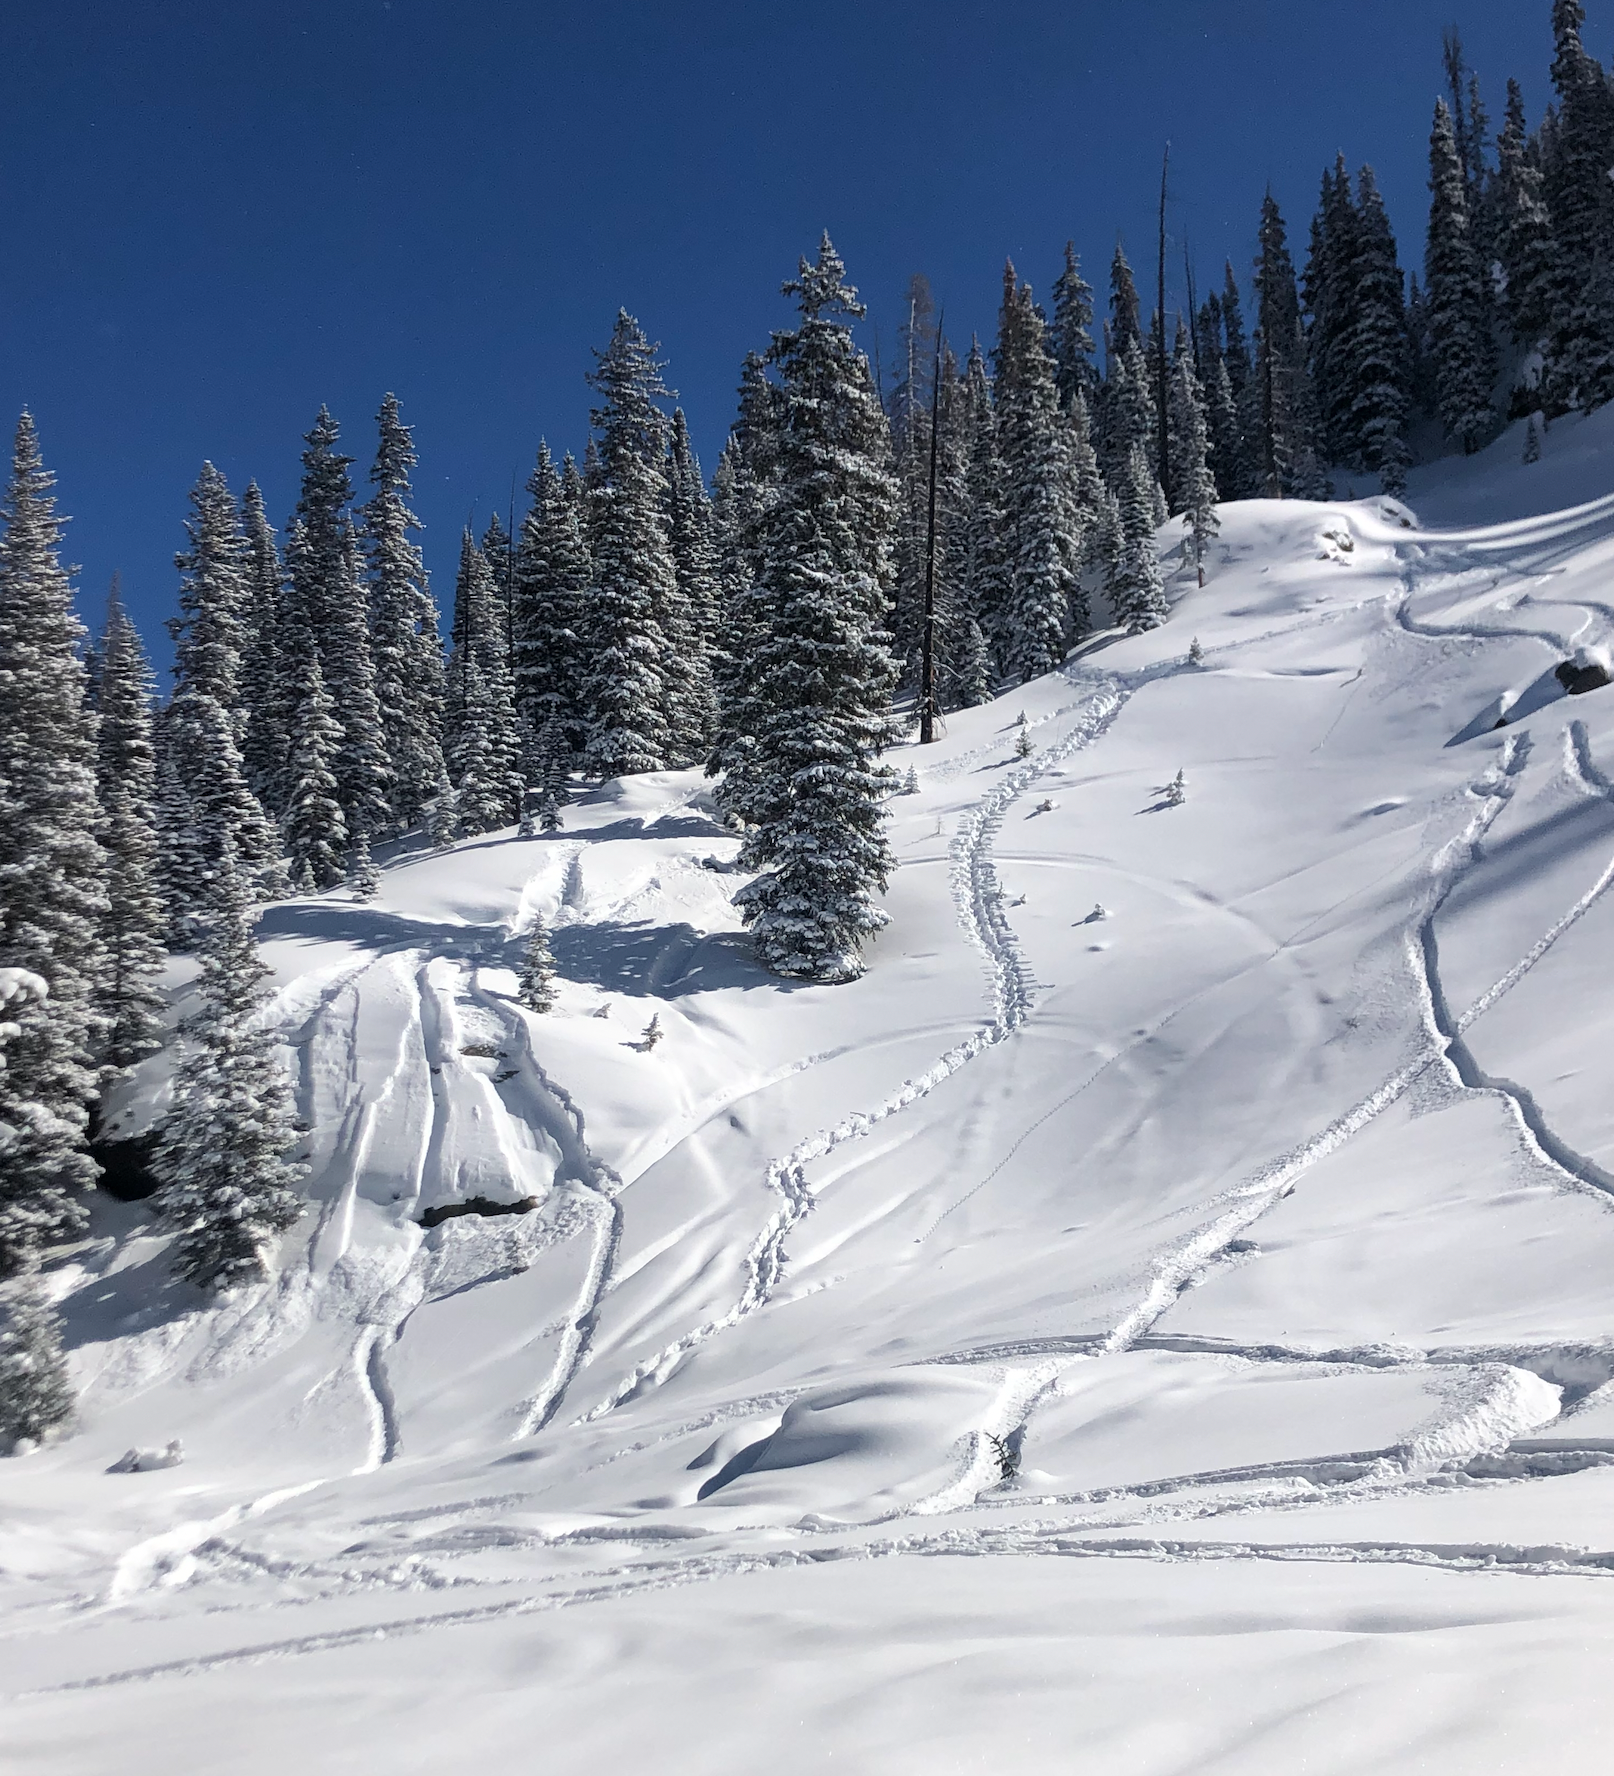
top-left (662, 407), bottom-right (720, 761)
top-left (0, 415), bottom-right (107, 1277)
top-left (0, 1260), bottom-right (74, 1448)
top-left (444, 532), bottom-right (523, 836)
top-left (1112, 443), bottom-right (1168, 631)
top-left (581, 312), bottom-right (678, 778)
top-left (1544, 0), bottom-right (1614, 410)
top-left (518, 918), bottom-right (558, 1012)
top-left (1169, 336), bottom-right (1219, 585)
top-left (1304, 156), bottom-right (1360, 466)
top-left (480, 508), bottom-right (516, 665)
top-left (732, 236), bottom-right (901, 981)
top-left (238, 483), bottom-right (288, 811)
top-left (166, 462), bottom-right (282, 930)
top-left (287, 409), bottom-right (393, 839)
top-left (1252, 194), bottom-right (1324, 496)
top-left (282, 654), bottom-right (348, 892)
top-left (1050, 242), bottom-right (1099, 413)
top-left (1427, 98), bottom-right (1499, 452)
top-left (513, 444), bottom-right (591, 762)
top-left (959, 339), bottom-right (1012, 671)
top-left (994, 263), bottom-right (1083, 681)
top-left (1348, 167), bottom-right (1413, 494)
top-left (152, 837), bottom-right (304, 1292)
top-left (1496, 79), bottom-right (1557, 358)
top-left (93, 585), bottom-right (167, 1072)
top-left (708, 355), bottom-right (783, 827)
top-left (364, 394), bottom-right (448, 832)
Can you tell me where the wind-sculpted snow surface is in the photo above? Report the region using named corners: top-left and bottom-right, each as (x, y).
top-left (17, 423), bottom-right (1614, 1772)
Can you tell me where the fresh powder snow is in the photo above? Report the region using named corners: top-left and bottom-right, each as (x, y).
top-left (11, 410), bottom-right (1614, 1772)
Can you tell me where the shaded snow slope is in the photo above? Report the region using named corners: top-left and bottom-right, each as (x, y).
top-left (11, 440), bottom-right (1614, 1772)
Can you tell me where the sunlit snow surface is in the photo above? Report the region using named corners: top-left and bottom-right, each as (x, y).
top-left (11, 413), bottom-right (1614, 1772)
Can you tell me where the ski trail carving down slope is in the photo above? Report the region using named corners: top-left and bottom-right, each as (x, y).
top-left (576, 683), bottom-right (1131, 1424)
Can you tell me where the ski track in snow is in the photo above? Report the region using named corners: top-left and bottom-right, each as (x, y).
top-left (575, 680), bottom-right (1133, 1425)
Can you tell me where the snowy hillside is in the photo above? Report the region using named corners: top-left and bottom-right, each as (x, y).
top-left (11, 412), bottom-right (1614, 1773)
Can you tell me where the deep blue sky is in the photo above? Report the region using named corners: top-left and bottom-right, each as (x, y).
top-left (0, 0), bottom-right (1592, 668)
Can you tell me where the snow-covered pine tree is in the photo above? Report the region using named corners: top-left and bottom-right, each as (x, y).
top-left (1303, 155), bottom-right (1361, 467)
top-left (994, 262), bottom-right (1082, 681)
top-left (932, 348), bottom-right (993, 711)
top-left (580, 311), bottom-right (677, 778)
top-left (1347, 167), bottom-right (1412, 495)
top-left (364, 393), bottom-right (448, 832)
top-left (238, 482), bottom-right (288, 812)
top-left (282, 653), bottom-right (348, 892)
top-left (1427, 98), bottom-right (1499, 453)
top-left (151, 835), bottom-right (304, 1292)
top-left (1112, 443), bottom-right (1168, 631)
top-left (513, 444), bottom-right (591, 764)
top-left (287, 409), bottom-right (393, 840)
top-left (888, 275), bottom-right (940, 686)
top-left (0, 1259), bottom-right (74, 1449)
top-left (151, 712), bottom-right (199, 942)
top-left (1252, 194), bottom-right (1325, 497)
top-left (1202, 344), bottom-right (1244, 504)
top-left (93, 584), bottom-right (167, 1072)
top-left (480, 508), bottom-right (516, 667)
top-left (1169, 332), bottom-right (1219, 585)
top-left (1496, 79), bottom-right (1557, 362)
top-left (1543, 1), bottom-right (1614, 411)
top-left (1524, 415), bottom-right (1543, 463)
top-left (1050, 242), bottom-right (1099, 413)
top-left (959, 339), bottom-right (1012, 672)
top-left (444, 532), bottom-right (523, 836)
top-left (732, 236), bottom-right (901, 981)
top-left (0, 415), bottom-right (107, 1277)
top-left (517, 917), bottom-right (558, 1012)
top-left (528, 713), bottom-right (571, 831)
top-left (165, 462), bottom-right (283, 933)
top-left (662, 407), bottom-right (720, 761)
top-left (708, 353), bottom-right (783, 828)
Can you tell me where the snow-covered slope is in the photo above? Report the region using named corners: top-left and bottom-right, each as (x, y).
top-left (11, 413), bottom-right (1614, 1773)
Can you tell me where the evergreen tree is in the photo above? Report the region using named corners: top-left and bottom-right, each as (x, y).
top-left (1496, 78), bottom-right (1557, 358)
top-left (364, 393), bottom-right (448, 832)
top-left (1252, 194), bottom-right (1324, 496)
top-left (1202, 345), bottom-right (1244, 502)
top-left (93, 585), bottom-right (167, 1072)
top-left (0, 416), bottom-right (107, 1277)
top-left (0, 1260), bottom-right (74, 1448)
top-left (151, 713), bottom-right (199, 943)
top-left (1050, 241), bottom-right (1098, 412)
top-left (1112, 443), bottom-right (1168, 631)
top-left (282, 654), bottom-right (348, 892)
top-left (1304, 156), bottom-right (1361, 465)
top-left (517, 918), bottom-right (558, 1012)
top-left (582, 311), bottom-right (676, 778)
top-left (1543, 1), bottom-right (1614, 410)
top-left (959, 339), bottom-right (1012, 670)
top-left (480, 508), bottom-right (516, 666)
top-left (707, 353), bottom-right (783, 828)
top-left (1427, 98), bottom-right (1499, 452)
top-left (166, 463), bottom-right (282, 930)
top-left (1344, 167), bottom-right (1412, 494)
top-left (287, 409), bottom-right (393, 838)
top-left (1524, 415), bottom-right (1543, 463)
top-left (152, 837), bottom-right (304, 1292)
top-left (995, 263), bottom-right (1082, 680)
top-left (1108, 244), bottom-right (1145, 357)
top-left (513, 444), bottom-right (592, 759)
top-left (528, 713), bottom-right (571, 832)
top-left (238, 483), bottom-right (287, 811)
top-left (662, 407), bottom-right (720, 760)
top-left (732, 236), bottom-right (901, 981)
top-left (445, 532), bottom-right (523, 835)
top-left (1169, 334), bottom-right (1219, 585)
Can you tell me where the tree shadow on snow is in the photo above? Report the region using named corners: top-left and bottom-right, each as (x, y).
top-left (548, 923), bottom-right (770, 998)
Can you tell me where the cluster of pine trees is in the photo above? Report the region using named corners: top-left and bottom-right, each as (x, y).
top-left (9, 2), bottom-right (1614, 1446)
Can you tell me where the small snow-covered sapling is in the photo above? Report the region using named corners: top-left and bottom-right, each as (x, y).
top-left (636, 1013), bottom-right (662, 1051)
top-left (1188, 636), bottom-right (1204, 666)
top-left (1523, 416), bottom-right (1542, 465)
top-left (902, 766), bottom-right (919, 795)
top-left (1014, 728), bottom-right (1034, 760)
top-left (1086, 903), bottom-right (1108, 923)
top-left (1164, 769), bottom-right (1187, 806)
